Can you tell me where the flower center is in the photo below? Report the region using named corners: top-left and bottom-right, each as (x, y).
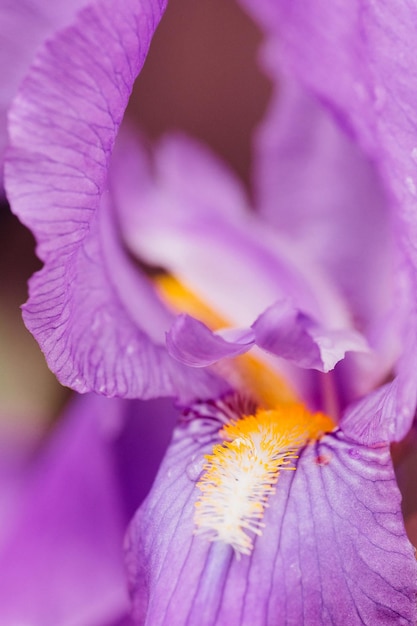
top-left (156, 275), bottom-right (335, 554)
top-left (194, 403), bottom-right (334, 557)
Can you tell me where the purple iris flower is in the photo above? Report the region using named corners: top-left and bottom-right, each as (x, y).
top-left (3, 0), bottom-right (417, 624)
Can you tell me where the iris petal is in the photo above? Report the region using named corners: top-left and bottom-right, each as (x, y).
top-left (167, 301), bottom-right (368, 374)
top-left (167, 314), bottom-right (255, 367)
top-left (5, 0), bottom-right (227, 401)
top-left (114, 132), bottom-right (354, 331)
top-left (0, 392), bottom-right (182, 625)
top-left (0, 394), bottom-right (130, 625)
top-left (0, 0), bottom-right (88, 184)
top-left (127, 404), bottom-right (417, 625)
top-left (251, 77), bottom-right (396, 357)
top-left (240, 0), bottom-right (417, 270)
top-left (342, 316), bottom-right (417, 444)
top-left (253, 300), bottom-right (368, 372)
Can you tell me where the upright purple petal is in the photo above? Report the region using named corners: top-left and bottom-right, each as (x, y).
top-left (6, 0), bottom-right (166, 258)
top-left (5, 0), bottom-right (228, 401)
top-left (127, 402), bottom-right (417, 625)
top-left (240, 0), bottom-right (417, 408)
top-left (251, 76), bottom-right (396, 341)
top-left (113, 131), bottom-right (353, 331)
top-left (241, 0), bottom-right (417, 271)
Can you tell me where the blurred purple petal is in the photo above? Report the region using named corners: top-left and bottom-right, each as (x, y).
top-left (0, 0), bottom-right (88, 184)
top-left (111, 396), bottom-right (179, 520)
top-left (253, 300), bottom-right (368, 372)
top-left (252, 77), bottom-right (395, 341)
top-left (114, 132), bottom-right (353, 331)
top-left (0, 422), bottom-right (40, 553)
top-left (113, 126), bottom-right (404, 406)
top-left (0, 392), bottom-right (179, 625)
top-left (0, 394), bottom-right (129, 625)
top-left (167, 314), bottom-right (255, 367)
top-left (127, 402), bottom-right (416, 625)
top-left (342, 314), bottom-right (417, 445)
top-left (241, 0), bottom-right (417, 271)
top-left (238, 1), bottom-right (417, 405)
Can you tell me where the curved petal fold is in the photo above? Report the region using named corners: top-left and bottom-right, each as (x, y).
top-left (167, 314), bottom-right (255, 367)
top-left (341, 317), bottom-right (417, 445)
top-left (253, 300), bottom-right (368, 372)
top-left (6, 0), bottom-right (167, 253)
top-left (167, 301), bottom-right (368, 374)
top-left (21, 189), bottom-right (226, 401)
top-left (4, 0), bottom-right (228, 401)
top-left (126, 409), bottom-right (417, 626)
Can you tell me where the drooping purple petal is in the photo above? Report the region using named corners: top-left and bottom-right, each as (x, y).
top-left (126, 406), bottom-right (417, 625)
top-left (5, 0), bottom-right (228, 401)
top-left (0, 0), bottom-right (88, 186)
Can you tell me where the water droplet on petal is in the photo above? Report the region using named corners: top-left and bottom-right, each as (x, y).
top-left (74, 378), bottom-right (87, 393)
top-left (186, 455), bottom-right (204, 481)
top-left (401, 406), bottom-right (411, 419)
top-left (348, 448), bottom-right (361, 460)
top-left (405, 176), bottom-right (416, 195)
